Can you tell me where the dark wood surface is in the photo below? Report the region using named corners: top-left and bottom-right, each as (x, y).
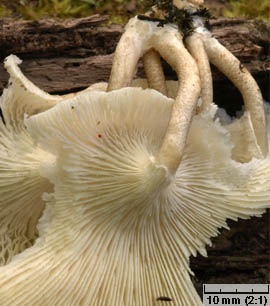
top-left (0, 15), bottom-right (269, 109)
top-left (191, 211), bottom-right (269, 298)
top-left (0, 14), bottom-right (269, 290)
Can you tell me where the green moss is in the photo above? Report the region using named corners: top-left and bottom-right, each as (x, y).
top-left (0, 0), bottom-right (131, 21)
top-left (0, 4), bottom-right (12, 17)
top-left (225, 0), bottom-right (270, 21)
top-left (1, 0), bottom-right (269, 22)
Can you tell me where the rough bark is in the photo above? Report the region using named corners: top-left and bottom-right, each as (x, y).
top-left (0, 14), bottom-right (269, 290)
top-left (0, 16), bottom-right (269, 112)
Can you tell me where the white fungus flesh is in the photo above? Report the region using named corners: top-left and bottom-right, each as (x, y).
top-left (0, 54), bottom-right (107, 266)
top-left (0, 55), bottom-right (58, 265)
top-left (1, 55), bottom-right (62, 130)
top-left (0, 88), bottom-right (269, 306)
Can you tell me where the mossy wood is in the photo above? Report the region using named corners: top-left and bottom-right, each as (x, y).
top-left (0, 14), bottom-right (269, 296)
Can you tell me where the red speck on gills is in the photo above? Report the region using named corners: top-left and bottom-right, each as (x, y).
top-left (98, 134), bottom-right (102, 138)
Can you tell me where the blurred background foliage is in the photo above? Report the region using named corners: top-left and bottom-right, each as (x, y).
top-left (224, 0), bottom-right (270, 20)
top-left (0, 0), bottom-right (137, 21)
top-left (0, 0), bottom-right (269, 21)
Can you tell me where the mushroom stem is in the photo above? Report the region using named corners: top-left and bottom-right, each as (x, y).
top-left (142, 49), bottom-right (168, 96)
top-left (108, 17), bottom-right (200, 174)
top-left (152, 32), bottom-right (201, 175)
top-left (107, 21), bottom-right (142, 91)
top-left (202, 36), bottom-right (268, 157)
top-left (185, 33), bottom-right (213, 112)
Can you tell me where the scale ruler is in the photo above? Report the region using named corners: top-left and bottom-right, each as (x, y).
top-left (203, 284), bottom-right (270, 306)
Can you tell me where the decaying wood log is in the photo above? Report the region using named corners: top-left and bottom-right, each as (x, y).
top-left (0, 14), bottom-right (269, 290)
top-left (0, 15), bottom-right (269, 112)
top-left (191, 211), bottom-right (269, 298)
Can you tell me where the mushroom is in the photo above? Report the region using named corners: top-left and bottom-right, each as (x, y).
top-left (138, 0), bottom-right (268, 161)
top-left (1, 54), bottom-right (106, 113)
top-left (108, 16), bottom-right (202, 174)
top-left (184, 10), bottom-right (268, 161)
top-left (1, 55), bottom-right (62, 128)
top-left (0, 55), bottom-right (61, 265)
top-left (0, 53), bottom-right (125, 266)
top-left (0, 85), bottom-right (269, 305)
top-left (0, 3), bottom-right (269, 306)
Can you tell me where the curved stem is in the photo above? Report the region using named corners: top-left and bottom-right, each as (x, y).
top-left (202, 36), bottom-right (268, 157)
top-left (142, 49), bottom-right (167, 96)
top-left (153, 32), bottom-right (201, 175)
top-left (107, 18), bottom-right (151, 91)
top-left (107, 17), bottom-right (200, 174)
top-left (107, 37), bottom-right (139, 91)
top-left (185, 34), bottom-right (213, 112)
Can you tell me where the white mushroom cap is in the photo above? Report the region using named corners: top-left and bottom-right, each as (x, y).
top-left (84, 78), bottom-right (180, 100)
top-left (0, 87), bottom-right (268, 305)
top-left (1, 55), bottom-right (105, 128)
top-left (0, 55), bottom-right (59, 265)
top-left (0, 126), bottom-right (55, 266)
top-left (1, 55), bottom-right (63, 130)
top-left (83, 78), bottom-right (266, 164)
top-left (0, 54), bottom-right (113, 266)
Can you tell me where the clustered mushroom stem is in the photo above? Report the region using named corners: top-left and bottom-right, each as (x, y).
top-left (107, 29), bottom-right (141, 91)
top-left (152, 32), bottom-right (201, 175)
top-left (185, 33), bottom-right (213, 113)
top-left (107, 17), bottom-right (201, 175)
top-left (202, 36), bottom-right (268, 156)
top-left (142, 49), bottom-right (168, 96)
